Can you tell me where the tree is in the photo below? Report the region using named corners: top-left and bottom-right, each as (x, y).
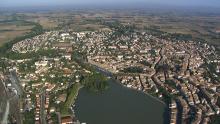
top-left (82, 72), bottom-right (109, 92)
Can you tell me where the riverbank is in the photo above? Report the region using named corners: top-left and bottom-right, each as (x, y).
top-left (74, 76), bottom-right (166, 124)
top-left (114, 78), bottom-right (166, 105)
top-left (71, 60), bottom-right (167, 124)
top-left (90, 62), bottom-right (166, 105)
top-left (61, 83), bottom-right (82, 116)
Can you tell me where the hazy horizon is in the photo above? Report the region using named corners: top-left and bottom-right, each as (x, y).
top-left (1, 0), bottom-right (220, 8)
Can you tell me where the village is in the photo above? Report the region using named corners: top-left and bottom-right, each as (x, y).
top-left (1, 23), bottom-right (220, 124)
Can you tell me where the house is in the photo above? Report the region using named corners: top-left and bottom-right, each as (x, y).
top-left (35, 61), bottom-right (48, 67)
top-left (52, 42), bottom-right (72, 52)
top-left (63, 54), bottom-right (72, 60)
top-left (61, 116), bottom-right (74, 124)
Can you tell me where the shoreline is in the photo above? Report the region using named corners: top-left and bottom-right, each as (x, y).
top-left (61, 83), bottom-right (82, 117)
top-left (111, 78), bottom-right (166, 106)
top-left (90, 62), bottom-right (167, 105)
top-left (73, 71), bottom-right (167, 124)
top-left (73, 62), bottom-right (167, 124)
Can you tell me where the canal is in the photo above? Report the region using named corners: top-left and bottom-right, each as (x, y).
top-left (74, 77), bottom-right (166, 124)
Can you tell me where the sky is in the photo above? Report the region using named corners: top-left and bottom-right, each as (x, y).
top-left (1, 0), bottom-right (220, 8)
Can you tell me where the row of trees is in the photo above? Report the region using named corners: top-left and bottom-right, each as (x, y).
top-left (72, 50), bottom-right (109, 92)
top-left (6, 49), bottom-right (58, 60)
top-left (122, 66), bottom-right (144, 73)
top-left (82, 72), bottom-right (109, 92)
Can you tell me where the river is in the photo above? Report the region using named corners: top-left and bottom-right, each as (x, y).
top-left (74, 77), bottom-right (166, 124)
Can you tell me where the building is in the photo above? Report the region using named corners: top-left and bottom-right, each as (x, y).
top-left (61, 116), bottom-right (74, 124)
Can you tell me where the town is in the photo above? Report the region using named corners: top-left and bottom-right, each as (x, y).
top-left (1, 22), bottom-right (220, 124)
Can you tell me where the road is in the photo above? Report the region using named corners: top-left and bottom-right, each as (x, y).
top-left (0, 78), bottom-right (9, 124)
top-left (56, 112), bottom-right (61, 124)
top-left (8, 70), bottom-right (23, 124)
top-left (1, 101), bottom-right (9, 124)
top-left (0, 78), bottom-right (8, 122)
top-left (40, 88), bottom-right (47, 124)
top-left (0, 70), bottom-right (23, 124)
top-left (9, 70), bottom-right (23, 96)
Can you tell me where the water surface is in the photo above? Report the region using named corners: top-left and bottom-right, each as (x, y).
top-left (74, 79), bottom-right (166, 124)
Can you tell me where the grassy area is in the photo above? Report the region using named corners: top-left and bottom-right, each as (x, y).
top-left (61, 83), bottom-right (81, 116)
top-left (23, 109), bottom-right (35, 124)
top-left (210, 115), bottom-right (220, 124)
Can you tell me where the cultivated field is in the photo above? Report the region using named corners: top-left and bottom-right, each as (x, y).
top-left (0, 19), bottom-right (34, 46)
top-left (0, 10), bottom-right (219, 48)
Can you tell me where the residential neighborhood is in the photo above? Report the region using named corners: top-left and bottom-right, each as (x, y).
top-left (1, 22), bottom-right (220, 124)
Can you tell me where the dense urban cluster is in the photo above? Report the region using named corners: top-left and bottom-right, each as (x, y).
top-left (1, 31), bottom-right (92, 124)
top-left (1, 23), bottom-right (220, 124)
top-left (74, 29), bottom-right (220, 124)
